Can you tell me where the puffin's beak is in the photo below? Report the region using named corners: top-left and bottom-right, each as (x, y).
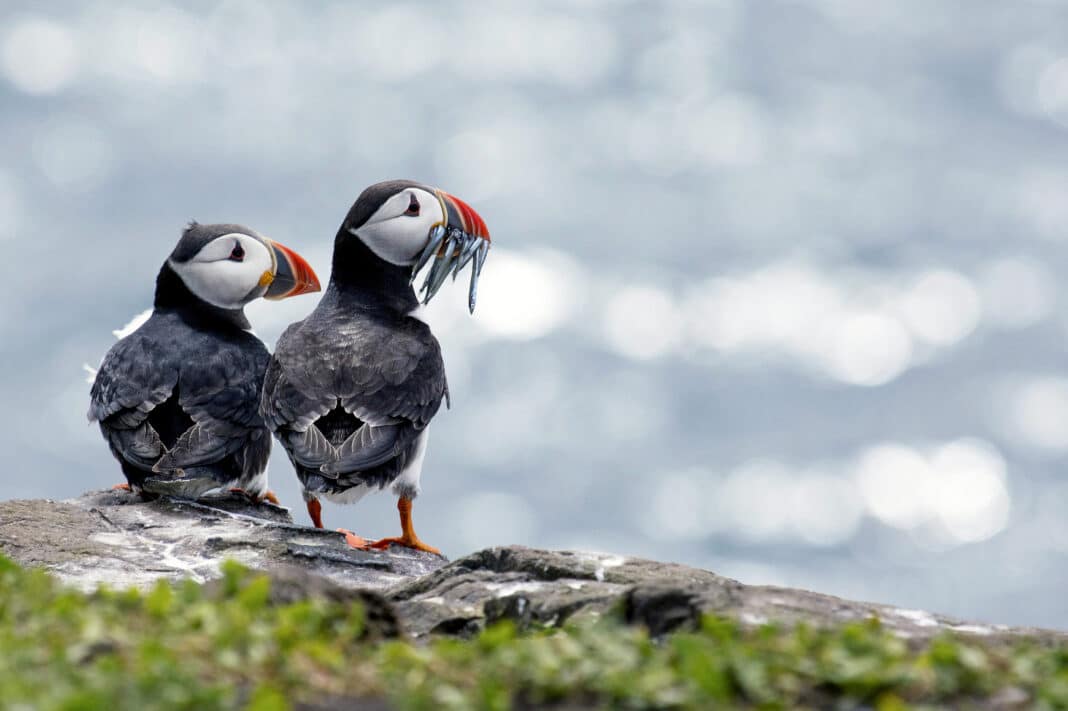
top-left (440, 191), bottom-right (491, 244)
top-left (412, 190), bottom-right (492, 313)
top-left (263, 239), bottom-right (321, 300)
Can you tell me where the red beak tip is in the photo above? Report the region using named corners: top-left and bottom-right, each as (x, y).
top-left (268, 239), bottom-right (322, 298)
top-left (443, 191), bottom-right (491, 242)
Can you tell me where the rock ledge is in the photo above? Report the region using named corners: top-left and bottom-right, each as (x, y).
top-left (1, 491), bottom-right (1063, 643)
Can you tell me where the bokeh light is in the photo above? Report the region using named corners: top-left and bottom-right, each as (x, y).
top-left (896, 270), bottom-right (981, 347)
top-left (1, 16), bottom-right (77, 95)
top-left (854, 439), bottom-right (1010, 544)
top-left (1038, 57), bottom-right (1068, 128)
top-left (604, 285), bottom-right (684, 360)
top-left (472, 248), bottom-right (582, 341)
top-left (33, 120), bottom-right (116, 192)
top-left (1003, 377), bottom-right (1068, 452)
top-left (978, 257), bottom-right (1055, 329)
top-left (827, 312), bottom-right (913, 386)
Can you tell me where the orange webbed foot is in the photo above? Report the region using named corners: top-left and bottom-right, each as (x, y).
top-left (111, 483), bottom-right (131, 491)
top-left (373, 497), bottom-right (442, 555)
top-left (368, 536), bottom-right (442, 556)
top-left (337, 528), bottom-right (372, 550)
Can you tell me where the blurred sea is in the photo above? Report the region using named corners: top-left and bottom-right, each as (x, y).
top-left (2, 1), bottom-right (1067, 628)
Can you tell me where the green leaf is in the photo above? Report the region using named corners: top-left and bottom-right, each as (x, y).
top-left (246, 685), bottom-right (290, 711)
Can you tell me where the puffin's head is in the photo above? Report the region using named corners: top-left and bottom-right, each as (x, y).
top-left (167, 222), bottom-right (320, 309)
top-left (340, 180), bottom-right (491, 313)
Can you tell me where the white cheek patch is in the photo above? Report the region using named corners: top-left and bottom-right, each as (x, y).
top-left (353, 188), bottom-right (445, 266)
top-left (172, 234), bottom-right (273, 309)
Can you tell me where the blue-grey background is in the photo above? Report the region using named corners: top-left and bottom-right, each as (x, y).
top-left (2, 1), bottom-right (1067, 628)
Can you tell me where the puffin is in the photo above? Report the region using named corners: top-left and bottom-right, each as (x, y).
top-left (260, 180), bottom-right (490, 553)
top-left (88, 222), bottom-right (321, 500)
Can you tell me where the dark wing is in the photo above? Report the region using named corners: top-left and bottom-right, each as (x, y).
top-left (261, 321), bottom-right (338, 470)
top-left (327, 318), bottom-right (446, 473)
top-left (261, 322), bottom-right (334, 434)
top-left (156, 333), bottom-right (270, 471)
top-left (338, 316), bottom-right (448, 429)
top-left (262, 314), bottom-right (447, 477)
top-left (88, 330), bottom-right (178, 471)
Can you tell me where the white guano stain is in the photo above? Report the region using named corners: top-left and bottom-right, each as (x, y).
top-left (740, 612), bottom-right (768, 625)
top-left (949, 624), bottom-right (993, 636)
top-left (484, 581), bottom-right (545, 598)
top-left (574, 552), bottom-right (626, 582)
top-left (892, 608), bottom-right (939, 627)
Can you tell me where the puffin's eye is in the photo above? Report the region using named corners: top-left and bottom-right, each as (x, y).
top-left (229, 242), bottom-right (245, 261)
top-left (405, 194), bottom-right (420, 217)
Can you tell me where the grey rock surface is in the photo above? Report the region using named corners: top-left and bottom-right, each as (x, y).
top-left (389, 547), bottom-right (1068, 644)
top-left (1, 491), bottom-right (1064, 645)
top-left (0, 490), bottom-right (445, 592)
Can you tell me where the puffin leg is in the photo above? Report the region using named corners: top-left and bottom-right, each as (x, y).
top-left (306, 498), bottom-right (324, 528)
top-left (306, 497), bottom-right (370, 550)
top-left (369, 497), bottom-right (441, 555)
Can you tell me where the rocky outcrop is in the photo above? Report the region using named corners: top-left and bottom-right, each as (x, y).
top-left (0, 490), bottom-right (444, 592)
top-left (388, 547), bottom-right (1066, 644)
top-left (1, 490), bottom-right (1064, 645)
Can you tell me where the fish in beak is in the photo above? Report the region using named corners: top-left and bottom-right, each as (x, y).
top-left (263, 239), bottom-right (322, 300)
top-left (411, 190), bottom-right (491, 313)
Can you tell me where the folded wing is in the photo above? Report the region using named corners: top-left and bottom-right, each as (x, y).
top-left (262, 316), bottom-right (448, 480)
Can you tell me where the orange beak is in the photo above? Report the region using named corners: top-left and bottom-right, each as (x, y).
top-left (439, 190), bottom-right (491, 243)
top-left (263, 239), bottom-right (321, 299)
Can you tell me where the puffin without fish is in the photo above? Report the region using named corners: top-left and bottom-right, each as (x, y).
top-left (260, 180), bottom-right (490, 553)
top-left (88, 222), bottom-right (321, 501)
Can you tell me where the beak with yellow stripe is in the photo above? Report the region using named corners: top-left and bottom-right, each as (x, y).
top-left (263, 239), bottom-right (322, 300)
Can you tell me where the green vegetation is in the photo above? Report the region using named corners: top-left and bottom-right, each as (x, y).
top-left (0, 553), bottom-right (1065, 710)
